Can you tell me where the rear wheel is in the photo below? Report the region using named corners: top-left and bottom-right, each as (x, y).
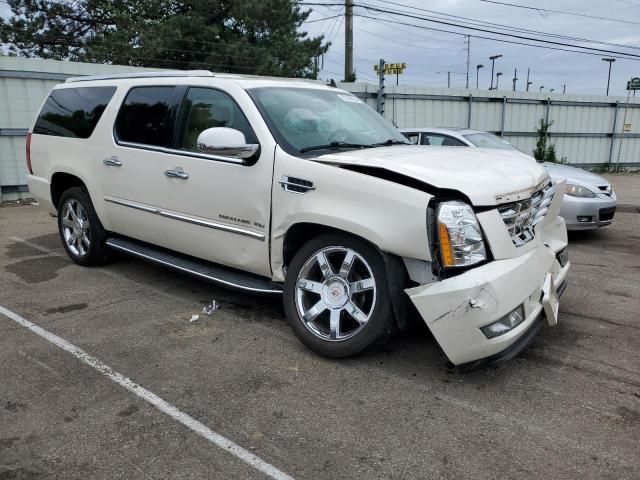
top-left (57, 187), bottom-right (107, 266)
top-left (284, 233), bottom-right (395, 358)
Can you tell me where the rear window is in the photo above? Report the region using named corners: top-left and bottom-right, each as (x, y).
top-left (33, 86), bottom-right (116, 138)
top-left (115, 86), bottom-right (176, 147)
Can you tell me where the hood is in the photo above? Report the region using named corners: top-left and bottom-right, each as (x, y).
top-left (543, 162), bottom-right (609, 190)
top-left (312, 145), bottom-right (549, 206)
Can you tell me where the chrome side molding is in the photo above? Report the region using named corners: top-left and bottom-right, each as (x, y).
top-left (104, 196), bottom-right (265, 241)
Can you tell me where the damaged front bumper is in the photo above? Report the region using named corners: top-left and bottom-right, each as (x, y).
top-left (406, 242), bottom-right (570, 366)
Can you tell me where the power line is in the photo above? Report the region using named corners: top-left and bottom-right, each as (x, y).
top-left (353, 12), bottom-right (640, 61)
top-left (300, 2), bottom-right (640, 60)
top-left (479, 0), bottom-right (640, 26)
top-left (303, 14), bottom-right (343, 24)
top-left (361, 0), bottom-right (640, 51)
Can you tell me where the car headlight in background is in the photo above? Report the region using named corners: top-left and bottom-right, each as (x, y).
top-left (436, 201), bottom-right (487, 267)
top-left (564, 184), bottom-right (595, 198)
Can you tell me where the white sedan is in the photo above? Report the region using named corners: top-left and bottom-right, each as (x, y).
top-left (401, 127), bottom-right (617, 231)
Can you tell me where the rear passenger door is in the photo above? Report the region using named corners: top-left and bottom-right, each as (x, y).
top-left (102, 84), bottom-right (274, 277)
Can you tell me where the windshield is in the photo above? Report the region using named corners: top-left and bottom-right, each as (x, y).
top-left (464, 132), bottom-right (517, 151)
top-left (248, 87), bottom-right (409, 155)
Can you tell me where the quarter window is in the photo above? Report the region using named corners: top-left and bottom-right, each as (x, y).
top-left (115, 86), bottom-right (176, 147)
top-left (33, 86), bottom-right (116, 138)
top-left (178, 88), bottom-right (257, 152)
top-left (403, 132), bottom-right (420, 144)
top-left (423, 134), bottom-right (465, 147)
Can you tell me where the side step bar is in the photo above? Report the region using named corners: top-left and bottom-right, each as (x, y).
top-left (106, 237), bottom-right (282, 294)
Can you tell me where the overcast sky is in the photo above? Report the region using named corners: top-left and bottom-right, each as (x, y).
top-left (300, 0), bottom-right (640, 97)
top-left (2, 1), bottom-right (639, 97)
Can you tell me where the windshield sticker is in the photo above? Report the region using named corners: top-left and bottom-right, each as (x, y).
top-left (337, 94), bottom-right (363, 103)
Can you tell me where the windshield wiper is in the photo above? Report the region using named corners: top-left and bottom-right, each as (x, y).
top-left (299, 142), bottom-right (373, 153)
top-left (370, 138), bottom-right (411, 147)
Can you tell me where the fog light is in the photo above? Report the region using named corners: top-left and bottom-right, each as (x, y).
top-left (481, 306), bottom-right (525, 339)
top-left (577, 216), bottom-right (592, 223)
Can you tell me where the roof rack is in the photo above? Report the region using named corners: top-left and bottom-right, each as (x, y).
top-left (65, 70), bottom-right (214, 83)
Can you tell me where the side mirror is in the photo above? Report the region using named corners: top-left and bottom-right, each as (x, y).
top-left (196, 127), bottom-right (259, 160)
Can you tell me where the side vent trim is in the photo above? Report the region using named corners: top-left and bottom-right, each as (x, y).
top-left (279, 176), bottom-right (315, 194)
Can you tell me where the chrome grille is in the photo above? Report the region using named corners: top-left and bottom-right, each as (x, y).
top-left (498, 182), bottom-right (554, 247)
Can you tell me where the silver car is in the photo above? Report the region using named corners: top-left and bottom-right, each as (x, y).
top-left (400, 127), bottom-right (617, 231)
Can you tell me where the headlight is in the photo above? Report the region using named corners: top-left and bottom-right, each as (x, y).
top-left (564, 184), bottom-right (595, 198)
top-left (436, 201), bottom-right (487, 267)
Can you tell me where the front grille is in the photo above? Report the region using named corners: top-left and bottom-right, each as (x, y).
top-left (599, 206), bottom-right (616, 221)
top-left (498, 182), bottom-right (555, 247)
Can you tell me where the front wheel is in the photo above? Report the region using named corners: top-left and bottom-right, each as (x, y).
top-left (283, 233), bottom-right (395, 358)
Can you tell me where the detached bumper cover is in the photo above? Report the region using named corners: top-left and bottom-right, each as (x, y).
top-left (406, 244), bottom-right (570, 366)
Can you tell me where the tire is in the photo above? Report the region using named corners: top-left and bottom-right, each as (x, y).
top-left (283, 233), bottom-right (395, 358)
top-left (57, 187), bottom-right (108, 266)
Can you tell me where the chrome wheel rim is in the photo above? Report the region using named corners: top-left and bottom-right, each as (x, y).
top-left (295, 246), bottom-right (377, 342)
top-left (61, 199), bottom-right (91, 257)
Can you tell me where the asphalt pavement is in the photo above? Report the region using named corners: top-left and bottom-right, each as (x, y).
top-left (1, 175), bottom-right (639, 479)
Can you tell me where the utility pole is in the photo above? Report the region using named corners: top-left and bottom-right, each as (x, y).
top-left (345, 0), bottom-right (354, 82)
top-left (465, 35), bottom-right (471, 89)
top-left (526, 68), bottom-right (531, 92)
top-left (512, 68), bottom-right (518, 91)
top-left (602, 58), bottom-right (615, 96)
top-left (376, 59), bottom-right (385, 115)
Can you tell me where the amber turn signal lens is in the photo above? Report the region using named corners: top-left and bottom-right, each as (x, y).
top-left (438, 221), bottom-right (454, 267)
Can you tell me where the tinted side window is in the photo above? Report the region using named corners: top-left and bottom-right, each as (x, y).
top-left (115, 86), bottom-right (176, 147)
top-left (33, 86), bottom-right (116, 138)
top-left (178, 88), bottom-right (257, 152)
top-left (423, 134), bottom-right (465, 146)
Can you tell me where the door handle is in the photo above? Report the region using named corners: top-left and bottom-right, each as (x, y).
top-left (164, 169), bottom-right (189, 180)
top-left (103, 156), bottom-right (122, 167)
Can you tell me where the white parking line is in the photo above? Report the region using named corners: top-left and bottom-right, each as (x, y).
top-left (0, 304), bottom-right (295, 480)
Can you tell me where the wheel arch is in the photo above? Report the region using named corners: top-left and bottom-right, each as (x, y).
top-left (281, 222), bottom-right (417, 332)
top-left (50, 172), bottom-right (88, 209)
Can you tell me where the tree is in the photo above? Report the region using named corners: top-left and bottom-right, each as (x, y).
top-left (533, 118), bottom-right (563, 163)
top-left (0, 0), bottom-right (329, 78)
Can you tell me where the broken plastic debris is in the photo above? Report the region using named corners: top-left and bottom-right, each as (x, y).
top-left (202, 300), bottom-right (219, 316)
top-left (189, 314), bottom-right (199, 323)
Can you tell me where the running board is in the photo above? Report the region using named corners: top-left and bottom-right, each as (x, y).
top-left (106, 237), bottom-right (282, 294)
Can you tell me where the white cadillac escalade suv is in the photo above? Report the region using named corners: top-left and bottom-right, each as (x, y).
top-left (26, 71), bottom-right (570, 369)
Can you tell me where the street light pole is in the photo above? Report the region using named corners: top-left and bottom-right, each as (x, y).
top-left (489, 54), bottom-right (502, 90)
top-left (602, 58), bottom-right (615, 96)
top-left (496, 72), bottom-right (503, 90)
top-left (476, 64), bottom-right (484, 89)
top-left (526, 68), bottom-right (531, 91)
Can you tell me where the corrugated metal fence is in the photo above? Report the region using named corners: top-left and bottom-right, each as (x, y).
top-left (1, 57), bottom-right (639, 200)
top-left (340, 82), bottom-right (640, 171)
